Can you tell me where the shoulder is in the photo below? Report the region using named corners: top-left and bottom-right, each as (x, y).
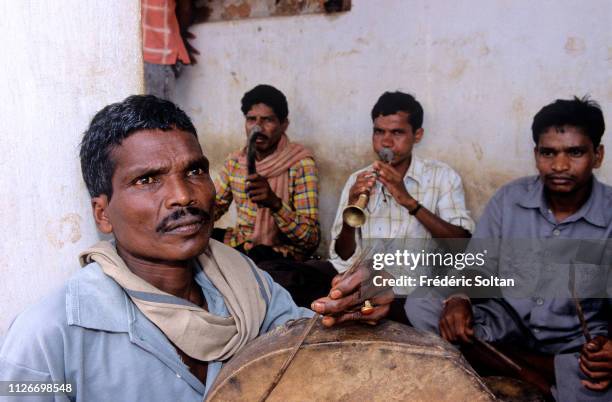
top-left (418, 157), bottom-right (462, 181)
top-left (492, 175), bottom-right (538, 201)
top-left (290, 156), bottom-right (317, 170)
top-left (223, 150), bottom-right (244, 168)
top-left (1, 281), bottom-right (71, 373)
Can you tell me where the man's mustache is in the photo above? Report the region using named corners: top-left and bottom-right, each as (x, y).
top-left (156, 207), bottom-right (211, 233)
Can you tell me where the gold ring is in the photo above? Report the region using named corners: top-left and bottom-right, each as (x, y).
top-left (361, 299), bottom-right (374, 315)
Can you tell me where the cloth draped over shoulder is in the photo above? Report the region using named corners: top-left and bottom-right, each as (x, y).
top-left (78, 239), bottom-right (269, 362)
top-left (234, 133), bottom-right (314, 247)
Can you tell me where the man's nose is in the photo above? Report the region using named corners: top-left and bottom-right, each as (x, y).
top-left (381, 132), bottom-right (394, 147)
top-left (551, 153), bottom-right (570, 172)
top-left (164, 176), bottom-right (194, 208)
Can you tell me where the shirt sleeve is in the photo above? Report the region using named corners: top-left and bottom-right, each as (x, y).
top-left (272, 158), bottom-right (320, 253)
top-left (435, 168), bottom-right (475, 233)
top-left (213, 158), bottom-right (234, 221)
top-left (258, 269), bottom-right (314, 333)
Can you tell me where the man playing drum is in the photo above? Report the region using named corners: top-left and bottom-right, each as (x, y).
top-left (0, 95), bottom-right (392, 401)
top-left (407, 96), bottom-right (612, 401)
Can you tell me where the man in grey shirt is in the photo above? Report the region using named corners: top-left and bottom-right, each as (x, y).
top-left (0, 95), bottom-right (392, 401)
top-left (406, 96), bottom-right (612, 401)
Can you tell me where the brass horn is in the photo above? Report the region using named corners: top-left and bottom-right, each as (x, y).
top-left (341, 148), bottom-right (394, 228)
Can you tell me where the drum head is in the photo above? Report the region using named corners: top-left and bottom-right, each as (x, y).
top-left (207, 319), bottom-right (495, 401)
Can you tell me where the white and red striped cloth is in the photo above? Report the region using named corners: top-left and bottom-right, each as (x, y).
top-left (142, 0), bottom-right (191, 65)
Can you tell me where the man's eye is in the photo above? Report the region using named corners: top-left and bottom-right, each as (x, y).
top-left (539, 150), bottom-right (554, 157)
top-left (393, 131), bottom-right (405, 136)
top-left (569, 150), bottom-right (585, 157)
top-left (187, 168), bottom-right (205, 176)
top-left (135, 176), bottom-right (156, 185)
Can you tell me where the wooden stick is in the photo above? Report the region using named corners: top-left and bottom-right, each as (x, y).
top-left (258, 315), bottom-right (319, 402)
top-left (473, 337), bottom-right (522, 373)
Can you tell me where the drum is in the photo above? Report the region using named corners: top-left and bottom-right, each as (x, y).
top-left (206, 319), bottom-right (496, 401)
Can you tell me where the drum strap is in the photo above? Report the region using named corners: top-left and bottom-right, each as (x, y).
top-left (258, 315), bottom-right (319, 402)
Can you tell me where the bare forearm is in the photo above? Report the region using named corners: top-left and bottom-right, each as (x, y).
top-left (399, 196), bottom-right (470, 238)
top-left (334, 223), bottom-right (356, 260)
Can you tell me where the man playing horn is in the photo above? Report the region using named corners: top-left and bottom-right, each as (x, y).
top-left (212, 84), bottom-right (319, 264)
top-left (329, 92), bottom-right (474, 287)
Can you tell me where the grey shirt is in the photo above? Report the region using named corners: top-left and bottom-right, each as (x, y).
top-left (0, 261), bottom-right (312, 402)
top-left (471, 175), bottom-right (612, 352)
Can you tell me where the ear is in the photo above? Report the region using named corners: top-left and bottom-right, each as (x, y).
top-left (534, 145), bottom-right (539, 162)
top-left (91, 195), bottom-right (113, 234)
top-left (594, 144), bottom-right (604, 169)
top-left (281, 118), bottom-right (289, 132)
top-left (413, 128), bottom-right (424, 144)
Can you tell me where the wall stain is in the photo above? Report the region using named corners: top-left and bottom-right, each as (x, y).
top-left (564, 37), bottom-right (585, 56)
top-left (471, 142), bottom-right (483, 161)
top-left (511, 97), bottom-right (526, 120)
top-left (45, 213), bottom-right (82, 249)
top-left (448, 59), bottom-right (468, 80)
top-left (221, 2), bottom-right (252, 20)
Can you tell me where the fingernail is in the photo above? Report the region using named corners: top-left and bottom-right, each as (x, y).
top-left (330, 289), bottom-right (342, 299)
top-left (311, 302), bottom-right (324, 312)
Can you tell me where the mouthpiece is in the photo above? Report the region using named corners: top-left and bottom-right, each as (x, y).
top-left (379, 147), bottom-right (394, 163)
top-left (246, 125), bottom-right (262, 175)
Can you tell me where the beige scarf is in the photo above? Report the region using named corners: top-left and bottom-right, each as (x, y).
top-left (79, 239), bottom-right (269, 361)
top-left (237, 133), bottom-right (314, 247)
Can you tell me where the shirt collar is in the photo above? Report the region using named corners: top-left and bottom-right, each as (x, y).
top-left (66, 263), bottom-right (132, 332)
top-left (404, 154), bottom-right (424, 184)
top-left (518, 175), bottom-right (608, 227)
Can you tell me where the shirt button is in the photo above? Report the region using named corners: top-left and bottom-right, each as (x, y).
top-left (552, 229), bottom-right (561, 236)
top-left (176, 373), bottom-right (182, 378)
top-left (536, 298), bottom-right (544, 306)
top-left (533, 328), bottom-right (540, 333)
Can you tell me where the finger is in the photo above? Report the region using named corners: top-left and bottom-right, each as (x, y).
top-left (333, 304), bottom-right (390, 325)
top-left (330, 268), bottom-right (369, 299)
top-left (456, 326), bottom-right (473, 344)
top-left (439, 318), bottom-right (452, 342)
top-left (581, 379), bottom-right (611, 391)
top-left (579, 361), bottom-right (612, 380)
top-left (582, 348), bottom-right (612, 362)
top-left (580, 356), bottom-right (612, 372)
top-left (311, 291), bottom-right (361, 315)
top-left (443, 318), bottom-right (458, 343)
top-left (246, 174), bottom-right (262, 181)
top-left (321, 315), bottom-right (337, 327)
top-left (330, 274), bottom-right (343, 289)
top-left (586, 337), bottom-right (608, 352)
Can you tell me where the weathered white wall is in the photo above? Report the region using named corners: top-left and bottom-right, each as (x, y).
top-left (176, 0), bottom-right (611, 254)
top-left (0, 1), bottom-right (142, 338)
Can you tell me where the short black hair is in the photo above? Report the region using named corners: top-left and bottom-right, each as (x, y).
top-left (80, 95), bottom-right (197, 198)
top-left (241, 84), bottom-right (288, 122)
top-left (532, 96), bottom-right (605, 147)
top-left (371, 91), bottom-right (424, 130)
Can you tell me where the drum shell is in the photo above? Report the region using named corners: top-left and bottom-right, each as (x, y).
top-left (207, 319), bottom-right (496, 402)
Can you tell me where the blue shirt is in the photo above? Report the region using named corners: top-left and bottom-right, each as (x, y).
top-left (472, 175), bottom-right (612, 352)
top-left (0, 261), bottom-right (313, 402)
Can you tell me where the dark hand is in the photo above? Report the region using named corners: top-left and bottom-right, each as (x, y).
top-left (348, 171), bottom-right (376, 205)
top-left (246, 174), bottom-right (282, 210)
top-left (439, 297), bottom-right (474, 344)
top-left (311, 263), bottom-right (394, 327)
top-left (372, 161), bottom-right (415, 208)
top-left (181, 31), bottom-right (200, 64)
top-left (580, 336), bottom-right (612, 391)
